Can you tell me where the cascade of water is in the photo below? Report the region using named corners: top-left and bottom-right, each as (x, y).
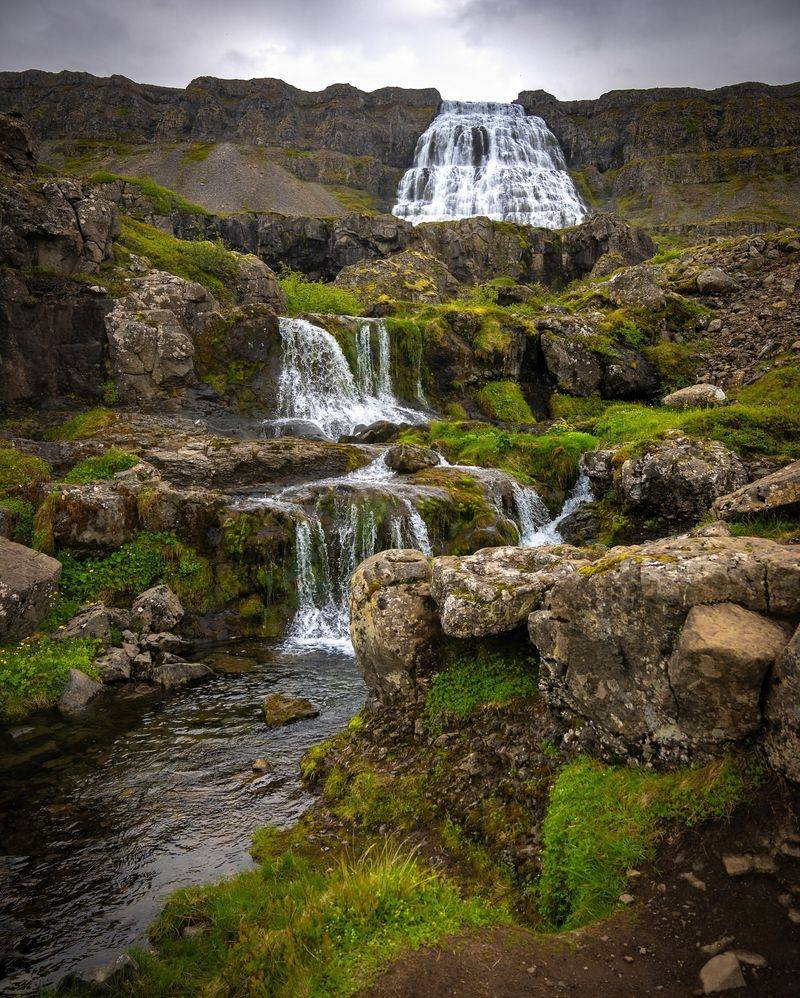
top-left (510, 481), bottom-right (552, 546)
top-left (393, 100), bottom-right (586, 228)
top-left (522, 471), bottom-right (593, 547)
top-left (274, 317), bottom-right (428, 440)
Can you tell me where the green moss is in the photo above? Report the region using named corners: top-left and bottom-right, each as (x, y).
top-left (0, 636), bottom-right (100, 722)
top-left (0, 497), bottom-right (35, 545)
top-left (0, 446), bottom-right (51, 497)
top-left (642, 341), bottom-right (703, 391)
top-left (548, 392), bottom-right (607, 423)
top-left (537, 755), bottom-right (755, 930)
top-left (63, 449), bottom-right (139, 484)
top-left (326, 185), bottom-right (378, 214)
top-left (475, 381), bottom-right (535, 425)
top-left (279, 268), bottom-right (364, 316)
top-left (180, 142), bottom-right (216, 165)
top-left (44, 407), bottom-right (117, 442)
top-left (90, 171), bottom-right (209, 216)
top-left (117, 217), bottom-right (240, 303)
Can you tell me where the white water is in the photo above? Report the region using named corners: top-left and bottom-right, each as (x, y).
top-left (274, 317), bottom-right (428, 440)
top-left (522, 471), bottom-right (593, 547)
top-left (393, 100), bottom-right (586, 227)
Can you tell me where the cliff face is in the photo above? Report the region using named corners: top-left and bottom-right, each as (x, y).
top-left (518, 82), bottom-right (800, 234)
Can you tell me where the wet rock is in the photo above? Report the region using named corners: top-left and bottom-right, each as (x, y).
top-left (0, 537), bottom-right (62, 642)
top-left (204, 652), bottom-right (259, 674)
top-left (699, 952), bottom-right (745, 993)
top-left (151, 658), bottom-right (214, 689)
top-left (697, 268), bottom-right (737, 294)
top-left (263, 693), bottom-right (319, 727)
top-left (131, 585), bottom-right (184, 633)
top-left (663, 383), bottom-right (728, 409)
top-left (57, 952), bottom-right (138, 991)
top-left (58, 669), bottom-right (103, 717)
top-left (580, 449), bottom-right (617, 495)
top-left (384, 443), bottom-right (439, 474)
top-left (346, 420), bottom-right (410, 444)
top-left (763, 623), bottom-right (800, 783)
top-left (93, 648), bottom-right (132, 684)
top-left (713, 459), bottom-right (800, 521)
top-left (349, 549), bottom-right (444, 702)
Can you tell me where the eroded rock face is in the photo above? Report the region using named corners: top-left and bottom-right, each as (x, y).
top-left (528, 535), bottom-right (800, 761)
top-left (539, 325), bottom-right (603, 397)
top-left (663, 383), bottom-right (727, 409)
top-left (430, 544), bottom-right (596, 639)
top-left (0, 537), bottom-right (62, 642)
top-left (764, 624), bottom-right (800, 783)
top-left (712, 459), bottom-right (800, 521)
top-left (233, 255), bottom-right (287, 311)
top-left (349, 549), bottom-right (443, 703)
top-left (0, 111), bottom-right (37, 174)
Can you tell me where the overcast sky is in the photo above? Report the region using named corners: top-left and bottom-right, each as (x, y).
top-left (0, 0), bottom-right (797, 101)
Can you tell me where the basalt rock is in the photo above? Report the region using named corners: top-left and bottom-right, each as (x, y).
top-left (0, 537), bottom-right (62, 642)
top-left (712, 459), bottom-right (800, 521)
top-left (539, 324), bottom-right (603, 397)
top-left (663, 383), bottom-right (728, 409)
top-left (384, 443), bottom-right (440, 474)
top-left (131, 585), bottom-right (184, 633)
top-left (0, 111), bottom-right (37, 174)
top-left (334, 248), bottom-right (460, 304)
top-left (263, 692), bottom-right (319, 727)
top-left (764, 624), bottom-right (800, 783)
top-left (58, 668), bottom-right (103, 717)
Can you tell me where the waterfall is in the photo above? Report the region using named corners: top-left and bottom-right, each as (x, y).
top-left (522, 472), bottom-right (593, 547)
top-left (510, 481), bottom-right (552, 546)
top-left (274, 317), bottom-right (428, 440)
top-left (393, 100), bottom-right (586, 228)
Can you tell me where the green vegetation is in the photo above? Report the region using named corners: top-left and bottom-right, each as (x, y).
top-left (0, 445), bottom-right (51, 497)
top-left (548, 392), bottom-right (607, 423)
top-left (326, 185), bottom-right (378, 215)
top-left (728, 512), bottom-right (800, 542)
top-left (91, 171), bottom-right (208, 216)
top-left (0, 497), bottom-right (35, 545)
top-left (0, 636), bottom-right (99, 722)
top-left (63, 450), bottom-right (139, 485)
top-left (426, 644), bottom-right (538, 727)
top-left (475, 381), bottom-right (535, 425)
top-left (43, 407), bottom-right (117, 441)
top-left (113, 842), bottom-right (503, 997)
top-left (180, 142), bottom-right (216, 165)
top-left (117, 218), bottom-right (240, 302)
top-left (643, 340), bottom-right (703, 390)
top-left (279, 269), bottom-right (364, 316)
top-left (538, 755), bottom-right (755, 930)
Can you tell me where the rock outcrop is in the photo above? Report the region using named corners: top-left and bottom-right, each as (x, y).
top-left (764, 624), bottom-right (800, 782)
top-left (0, 537), bottom-right (62, 641)
top-left (712, 459), bottom-right (800, 521)
top-left (334, 249), bottom-right (460, 304)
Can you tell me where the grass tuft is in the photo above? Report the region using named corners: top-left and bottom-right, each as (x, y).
top-left (63, 450), bottom-right (139, 485)
top-left (0, 636), bottom-right (100, 722)
top-left (279, 269), bottom-right (364, 316)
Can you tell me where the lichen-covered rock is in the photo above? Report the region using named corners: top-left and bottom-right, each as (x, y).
top-left (131, 585), bottom-right (184, 633)
top-left (58, 668), bottom-right (103, 717)
top-left (697, 267), bottom-right (737, 294)
top-left (263, 692), bottom-right (319, 727)
top-left (712, 459), bottom-right (800, 521)
top-left (540, 327), bottom-right (603, 397)
top-left (430, 544), bottom-right (596, 639)
top-left (663, 383), bottom-right (727, 409)
top-left (0, 537), bottom-right (61, 642)
top-left (54, 602), bottom-right (131, 642)
top-left (152, 658), bottom-right (214, 690)
top-left (334, 248), bottom-right (460, 304)
top-left (763, 624), bottom-right (800, 783)
top-left (349, 549), bottom-right (444, 702)
top-left (602, 345), bottom-right (657, 399)
top-left (605, 264), bottom-right (665, 311)
top-left (233, 254), bottom-right (287, 311)
top-left (93, 647), bottom-right (133, 684)
top-left (580, 449), bottom-right (617, 495)
top-left (41, 481), bottom-right (140, 552)
top-left (384, 443), bottom-right (440, 474)
top-left (528, 535), bottom-right (800, 761)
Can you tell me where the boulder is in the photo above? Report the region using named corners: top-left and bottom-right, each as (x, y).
top-left (699, 952), bottom-right (746, 993)
top-left (349, 549), bottom-right (444, 702)
top-left (663, 383), bottom-right (727, 409)
top-left (528, 535), bottom-right (800, 761)
top-left (334, 248), bottom-right (460, 304)
top-left (430, 544), bottom-right (595, 639)
top-left (93, 647), bottom-right (133, 684)
top-left (697, 268), bottom-right (737, 294)
top-left (540, 329), bottom-right (603, 397)
top-left (233, 254), bottom-right (287, 311)
top-left (580, 449), bottom-right (617, 495)
top-left (151, 658), bottom-right (214, 689)
top-left (602, 346), bottom-right (657, 399)
top-left (53, 602), bottom-right (130, 642)
top-left (384, 443), bottom-right (440, 474)
top-left (712, 459), bottom-right (800, 521)
top-left (263, 693), bottom-right (319, 727)
top-left (605, 264), bottom-right (666, 311)
top-left (764, 624), bottom-right (800, 783)
top-left (131, 585), bottom-right (184, 633)
top-left (0, 537), bottom-right (61, 642)
top-left (58, 668), bottom-right (103, 717)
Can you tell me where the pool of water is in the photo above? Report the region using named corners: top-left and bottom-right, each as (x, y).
top-left (0, 642), bottom-right (365, 994)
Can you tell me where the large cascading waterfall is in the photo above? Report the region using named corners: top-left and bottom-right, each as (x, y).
top-left (393, 100), bottom-right (586, 227)
top-left (275, 317), bottom-right (428, 439)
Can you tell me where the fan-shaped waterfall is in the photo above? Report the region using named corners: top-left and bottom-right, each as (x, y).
top-left (393, 100), bottom-right (586, 227)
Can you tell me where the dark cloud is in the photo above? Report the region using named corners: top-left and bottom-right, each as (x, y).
top-left (0, 0), bottom-right (796, 100)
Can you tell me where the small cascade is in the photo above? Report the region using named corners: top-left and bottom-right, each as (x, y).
top-left (393, 100), bottom-right (586, 228)
top-left (523, 472), bottom-right (593, 547)
top-left (510, 481), bottom-right (552, 546)
top-left (273, 317), bottom-right (428, 440)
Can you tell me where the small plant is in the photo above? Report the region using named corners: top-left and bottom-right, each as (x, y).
top-left (63, 449), bottom-right (139, 484)
top-left (425, 645), bottom-right (538, 726)
top-left (0, 636), bottom-right (100, 721)
top-left (44, 407), bottom-right (116, 441)
top-left (475, 381), bottom-right (535, 425)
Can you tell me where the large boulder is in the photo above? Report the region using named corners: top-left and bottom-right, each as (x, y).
top-left (349, 549), bottom-right (444, 702)
top-left (539, 327), bottom-right (603, 397)
top-left (131, 585), bottom-right (184, 633)
top-left (712, 459), bottom-right (800, 521)
top-left (528, 535), bottom-right (800, 761)
top-left (430, 544), bottom-right (596, 639)
top-left (0, 537), bottom-right (62, 642)
top-left (605, 264), bottom-right (665, 311)
top-left (384, 443), bottom-right (440, 474)
top-left (696, 267), bottom-right (737, 294)
top-left (663, 383), bottom-right (727, 409)
top-left (602, 346), bottom-right (657, 399)
top-left (58, 668), bottom-right (103, 717)
top-left (764, 624), bottom-right (800, 783)
top-left (334, 248), bottom-right (460, 304)
top-left (233, 254), bottom-right (287, 311)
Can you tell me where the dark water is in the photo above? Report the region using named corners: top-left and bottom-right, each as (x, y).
top-left (0, 642), bottom-right (365, 994)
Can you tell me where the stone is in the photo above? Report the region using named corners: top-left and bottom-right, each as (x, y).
top-left (151, 659), bottom-right (214, 689)
top-left (43, 481), bottom-right (140, 552)
top-left (233, 254), bottom-right (287, 310)
top-left (701, 937), bottom-right (736, 956)
top-left (606, 264), bottom-right (666, 311)
top-left (0, 111), bottom-right (38, 174)
top-left (93, 647), bottom-right (132, 684)
top-left (349, 549), bottom-right (444, 702)
top-left (602, 346), bottom-right (657, 400)
top-left (57, 952), bottom-right (137, 991)
top-left (722, 853), bottom-right (777, 876)
top-left (540, 329), bottom-right (603, 397)
top-left (334, 249), bottom-right (460, 304)
top-left (733, 952), bottom-right (767, 968)
top-left (528, 535), bottom-right (800, 761)
top-left (54, 603), bottom-right (115, 642)
top-left (668, 603), bottom-right (790, 742)
top-left (699, 952), bottom-right (745, 993)
top-left (580, 449), bottom-right (617, 495)
top-left (263, 693), bottom-right (319, 727)
top-left (252, 758), bottom-right (271, 773)
top-left (697, 268), bottom-right (738, 294)
top-left (58, 669), bottom-right (103, 717)
top-left (0, 537), bottom-right (62, 642)
top-left (663, 383), bottom-right (728, 409)
top-left (763, 624), bottom-right (800, 783)
top-left (713, 459), bottom-right (800, 521)
top-left (131, 585), bottom-right (184, 633)
top-left (679, 871), bottom-right (707, 891)
top-left (384, 443), bottom-right (440, 474)
top-left (618, 893), bottom-right (635, 905)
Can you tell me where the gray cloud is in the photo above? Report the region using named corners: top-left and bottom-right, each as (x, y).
top-left (0, 0), bottom-right (796, 100)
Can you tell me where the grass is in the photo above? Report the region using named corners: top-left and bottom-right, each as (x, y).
top-left (0, 497), bottom-right (35, 545)
top-left (110, 842), bottom-right (504, 997)
top-left (0, 446), bottom-right (51, 497)
top-left (0, 636), bottom-right (100, 722)
top-left (63, 450), bottom-right (139, 484)
top-left (279, 269), bottom-right (364, 316)
top-left (43, 407), bottom-right (117, 442)
top-left (425, 643), bottom-right (539, 727)
top-left (475, 381), bottom-right (535, 425)
top-left (729, 512), bottom-right (800, 541)
top-left (180, 142), bottom-right (216, 165)
top-left (117, 218), bottom-right (240, 303)
top-left (91, 171), bottom-right (208, 216)
top-left (537, 755), bottom-right (755, 930)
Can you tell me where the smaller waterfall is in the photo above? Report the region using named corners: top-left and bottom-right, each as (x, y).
top-left (510, 482), bottom-right (552, 546)
top-left (522, 472), bottom-right (593, 547)
top-left (274, 317), bottom-right (428, 440)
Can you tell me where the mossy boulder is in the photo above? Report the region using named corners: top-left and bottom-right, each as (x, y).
top-left (334, 249), bottom-right (460, 304)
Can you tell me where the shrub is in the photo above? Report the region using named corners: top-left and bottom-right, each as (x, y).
top-left (475, 381), bottom-right (535, 424)
top-left (0, 636), bottom-right (100, 721)
top-left (279, 269), bottom-right (364, 316)
top-left (63, 449), bottom-right (139, 484)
